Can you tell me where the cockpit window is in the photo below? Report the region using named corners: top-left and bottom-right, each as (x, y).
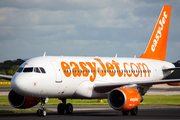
top-left (17, 67), bottom-right (23, 72)
top-left (23, 67), bottom-right (33, 72)
top-left (39, 67), bottom-right (46, 73)
top-left (34, 67), bottom-right (41, 73)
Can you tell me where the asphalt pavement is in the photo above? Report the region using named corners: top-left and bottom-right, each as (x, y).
top-left (1, 105), bottom-right (180, 120)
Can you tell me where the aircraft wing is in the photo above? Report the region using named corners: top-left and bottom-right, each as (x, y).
top-left (94, 79), bottom-right (180, 93)
top-left (0, 74), bottom-right (13, 81)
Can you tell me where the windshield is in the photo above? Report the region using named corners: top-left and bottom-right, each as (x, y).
top-left (23, 67), bottom-right (33, 72)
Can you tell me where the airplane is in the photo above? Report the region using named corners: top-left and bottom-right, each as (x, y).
top-left (1, 5), bottom-right (180, 117)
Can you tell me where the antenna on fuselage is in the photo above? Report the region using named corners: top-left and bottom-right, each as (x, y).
top-left (115, 53), bottom-right (118, 58)
top-left (43, 52), bottom-right (46, 57)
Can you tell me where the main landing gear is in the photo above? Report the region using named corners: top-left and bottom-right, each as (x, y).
top-left (57, 98), bottom-right (73, 115)
top-left (122, 107), bottom-right (138, 116)
top-left (37, 99), bottom-right (47, 117)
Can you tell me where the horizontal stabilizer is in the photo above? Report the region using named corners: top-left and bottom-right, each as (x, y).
top-left (162, 67), bottom-right (180, 71)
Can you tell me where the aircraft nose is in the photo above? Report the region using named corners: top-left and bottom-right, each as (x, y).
top-left (11, 75), bottom-right (27, 95)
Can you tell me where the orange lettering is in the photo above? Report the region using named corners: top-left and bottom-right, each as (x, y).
top-left (130, 63), bottom-right (139, 77)
top-left (137, 63), bottom-right (150, 77)
top-left (106, 62), bottom-right (115, 77)
top-left (70, 62), bottom-right (81, 77)
top-left (86, 62), bottom-right (96, 82)
top-left (112, 60), bottom-right (123, 77)
top-left (123, 62), bottom-right (132, 77)
top-left (94, 58), bottom-right (106, 77)
top-left (79, 62), bottom-right (89, 77)
top-left (61, 61), bottom-right (71, 77)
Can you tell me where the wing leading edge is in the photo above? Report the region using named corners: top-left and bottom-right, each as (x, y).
top-left (94, 79), bottom-right (180, 93)
top-left (0, 74), bottom-right (13, 81)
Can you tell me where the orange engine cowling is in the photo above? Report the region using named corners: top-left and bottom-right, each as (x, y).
top-left (8, 90), bottom-right (39, 109)
top-left (167, 82), bottom-right (180, 86)
top-left (108, 88), bottom-right (141, 111)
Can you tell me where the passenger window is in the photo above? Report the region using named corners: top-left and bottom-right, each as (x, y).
top-left (23, 67), bottom-right (33, 72)
top-left (34, 67), bottom-right (41, 73)
top-left (17, 67), bottom-right (23, 72)
top-left (39, 67), bottom-right (46, 73)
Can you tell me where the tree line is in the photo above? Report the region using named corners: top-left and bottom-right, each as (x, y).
top-left (0, 59), bottom-right (25, 75)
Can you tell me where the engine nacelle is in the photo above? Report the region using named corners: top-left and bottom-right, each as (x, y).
top-left (167, 82), bottom-right (180, 86)
top-left (108, 88), bottom-right (141, 111)
top-left (8, 90), bottom-right (39, 109)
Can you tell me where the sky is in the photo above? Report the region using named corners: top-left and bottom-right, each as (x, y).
top-left (0, 0), bottom-right (180, 62)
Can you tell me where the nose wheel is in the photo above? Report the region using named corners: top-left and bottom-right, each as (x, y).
top-left (37, 98), bottom-right (47, 117)
top-left (57, 98), bottom-right (73, 115)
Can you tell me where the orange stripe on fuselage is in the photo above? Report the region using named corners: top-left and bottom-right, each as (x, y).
top-left (61, 58), bottom-right (151, 82)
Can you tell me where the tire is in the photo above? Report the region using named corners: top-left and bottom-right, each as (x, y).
top-left (57, 103), bottom-right (65, 114)
top-left (41, 109), bottom-right (47, 117)
top-left (66, 103), bottom-right (73, 114)
top-left (122, 110), bottom-right (129, 115)
top-left (37, 109), bottom-right (41, 117)
top-left (130, 107), bottom-right (138, 116)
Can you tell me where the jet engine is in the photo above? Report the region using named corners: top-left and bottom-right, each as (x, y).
top-left (167, 82), bottom-right (180, 86)
top-left (108, 88), bottom-right (141, 111)
top-left (8, 90), bottom-right (39, 109)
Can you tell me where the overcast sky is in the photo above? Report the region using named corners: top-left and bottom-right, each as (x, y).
top-left (0, 0), bottom-right (180, 62)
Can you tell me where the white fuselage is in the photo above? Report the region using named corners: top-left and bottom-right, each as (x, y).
top-left (11, 56), bottom-right (174, 99)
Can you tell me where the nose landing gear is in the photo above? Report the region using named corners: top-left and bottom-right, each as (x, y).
top-left (37, 98), bottom-right (47, 117)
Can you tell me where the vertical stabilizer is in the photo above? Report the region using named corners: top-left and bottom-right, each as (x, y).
top-left (139, 5), bottom-right (171, 61)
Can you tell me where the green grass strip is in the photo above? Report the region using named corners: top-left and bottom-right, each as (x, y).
top-left (1, 95), bottom-right (180, 106)
top-left (0, 84), bottom-right (11, 88)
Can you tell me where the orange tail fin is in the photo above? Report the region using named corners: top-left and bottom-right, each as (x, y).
top-left (139, 5), bottom-right (171, 61)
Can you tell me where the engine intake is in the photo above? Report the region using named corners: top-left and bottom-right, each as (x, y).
top-left (8, 90), bottom-right (39, 109)
top-left (108, 88), bottom-right (141, 111)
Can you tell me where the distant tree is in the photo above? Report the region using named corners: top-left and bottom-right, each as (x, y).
top-left (0, 59), bottom-right (25, 75)
top-left (13, 59), bottom-right (25, 65)
top-left (3, 60), bottom-right (13, 71)
top-left (8, 69), bottom-right (15, 76)
top-left (0, 70), bottom-right (6, 75)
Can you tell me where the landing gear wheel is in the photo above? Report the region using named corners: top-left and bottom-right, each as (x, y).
top-left (37, 109), bottom-right (46, 117)
top-left (122, 110), bottom-right (129, 115)
top-left (130, 107), bottom-right (138, 116)
top-left (66, 103), bottom-right (73, 114)
top-left (41, 109), bottom-right (47, 117)
top-left (57, 103), bottom-right (65, 114)
top-left (37, 98), bottom-right (47, 117)
top-left (37, 109), bottom-right (41, 117)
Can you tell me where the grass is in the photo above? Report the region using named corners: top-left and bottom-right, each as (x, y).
top-left (0, 79), bottom-right (11, 88)
top-left (0, 95), bottom-right (180, 114)
top-left (1, 95), bottom-right (180, 106)
top-left (141, 95), bottom-right (180, 106)
top-left (0, 84), bottom-right (11, 88)
top-left (47, 99), bottom-right (109, 105)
